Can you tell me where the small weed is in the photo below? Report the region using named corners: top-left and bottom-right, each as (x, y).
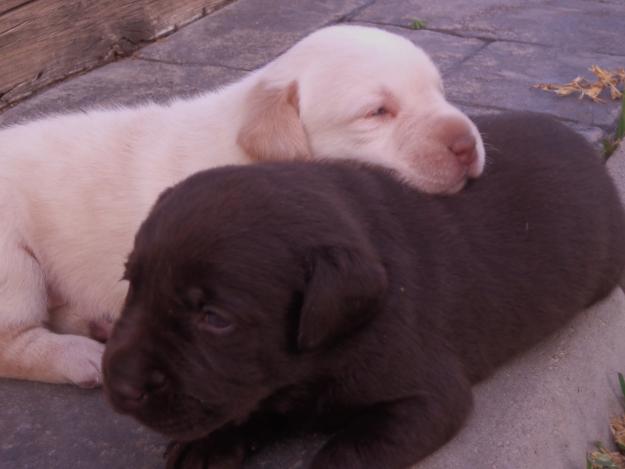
top-left (603, 92), bottom-right (625, 159)
top-left (587, 442), bottom-right (624, 469)
top-left (603, 138), bottom-right (620, 159)
top-left (616, 93), bottom-right (625, 141)
top-left (409, 19), bottom-right (427, 30)
top-left (612, 415), bottom-right (625, 453)
top-left (587, 374), bottom-right (625, 468)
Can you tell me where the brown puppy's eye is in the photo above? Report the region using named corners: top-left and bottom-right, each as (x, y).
top-left (197, 305), bottom-right (233, 333)
top-left (366, 106), bottom-right (388, 118)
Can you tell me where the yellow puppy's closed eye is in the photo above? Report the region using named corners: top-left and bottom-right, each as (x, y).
top-left (366, 106), bottom-right (389, 118)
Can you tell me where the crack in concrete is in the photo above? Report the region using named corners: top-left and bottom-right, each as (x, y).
top-left (353, 19), bottom-right (625, 59)
top-left (355, 19), bottom-right (552, 48)
top-left (338, 0), bottom-right (377, 22)
top-left (135, 56), bottom-right (252, 72)
top-left (442, 41), bottom-right (492, 77)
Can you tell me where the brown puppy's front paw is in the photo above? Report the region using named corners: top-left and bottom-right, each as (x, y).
top-left (165, 439), bottom-right (244, 469)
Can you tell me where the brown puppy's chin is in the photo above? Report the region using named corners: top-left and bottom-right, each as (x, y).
top-left (125, 394), bottom-right (223, 442)
top-left (154, 419), bottom-right (215, 442)
top-left (132, 391), bottom-right (262, 442)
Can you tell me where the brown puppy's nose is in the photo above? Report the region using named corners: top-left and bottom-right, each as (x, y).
top-left (105, 355), bottom-right (168, 413)
top-left (449, 133), bottom-right (477, 167)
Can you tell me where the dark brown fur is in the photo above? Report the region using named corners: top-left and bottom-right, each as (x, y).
top-left (103, 112), bottom-right (625, 469)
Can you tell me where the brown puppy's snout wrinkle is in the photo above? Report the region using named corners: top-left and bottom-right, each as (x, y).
top-left (104, 345), bottom-right (168, 413)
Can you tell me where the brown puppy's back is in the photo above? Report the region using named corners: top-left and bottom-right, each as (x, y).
top-left (137, 112), bottom-right (625, 383)
top-left (104, 112), bottom-right (625, 469)
top-left (265, 111), bottom-right (625, 382)
top-left (429, 112), bottom-right (625, 380)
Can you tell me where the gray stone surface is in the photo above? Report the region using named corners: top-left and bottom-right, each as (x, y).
top-left (1, 0), bottom-right (625, 468)
top-left (0, 60), bottom-right (244, 128)
top-left (352, 23), bottom-right (487, 74)
top-left (356, 0), bottom-right (625, 55)
top-left (459, 103), bottom-right (607, 146)
top-left (137, 0), bottom-right (371, 70)
top-left (443, 41), bottom-right (625, 129)
top-left (0, 380), bottom-right (164, 469)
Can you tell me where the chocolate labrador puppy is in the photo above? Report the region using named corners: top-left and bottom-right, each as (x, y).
top-left (103, 112), bottom-right (625, 469)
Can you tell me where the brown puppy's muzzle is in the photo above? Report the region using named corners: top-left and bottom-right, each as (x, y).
top-left (103, 339), bottom-right (169, 414)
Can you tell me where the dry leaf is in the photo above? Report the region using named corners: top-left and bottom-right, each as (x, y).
top-left (534, 65), bottom-right (625, 103)
top-left (588, 445), bottom-right (625, 469)
top-left (591, 65), bottom-right (623, 100)
top-left (612, 415), bottom-right (625, 453)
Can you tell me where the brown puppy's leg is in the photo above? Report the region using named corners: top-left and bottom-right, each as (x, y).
top-left (310, 370), bottom-right (473, 469)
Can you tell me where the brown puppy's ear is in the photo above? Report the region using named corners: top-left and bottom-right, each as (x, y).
top-left (297, 245), bottom-right (387, 352)
top-left (237, 81), bottom-right (310, 161)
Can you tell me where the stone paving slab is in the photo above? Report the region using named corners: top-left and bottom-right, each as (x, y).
top-left (355, 0), bottom-right (625, 131)
top-left (137, 0), bottom-right (371, 70)
top-left (354, 0), bottom-right (543, 32)
top-left (3, 0), bottom-right (623, 136)
top-left (351, 23), bottom-right (487, 74)
top-left (0, 380), bottom-right (163, 469)
top-left (443, 40), bottom-right (625, 129)
top-left (459, 103), bottom-right (607, 145)
top-left (0, 27), bottom-right (488, 130)
top-left (0, 60), bottom-right (244, 128)
top-left (355, 0), bottom-right (625, 55)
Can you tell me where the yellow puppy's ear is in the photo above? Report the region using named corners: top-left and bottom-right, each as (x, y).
top-left (237, 81), bottom-right (310, 161)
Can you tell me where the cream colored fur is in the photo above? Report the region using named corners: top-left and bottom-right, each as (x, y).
top-left (0, 25), bottom-right (485, 386)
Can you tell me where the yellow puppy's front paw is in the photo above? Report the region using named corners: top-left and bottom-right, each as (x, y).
top-left (58, 336), bottom-right (105, 388)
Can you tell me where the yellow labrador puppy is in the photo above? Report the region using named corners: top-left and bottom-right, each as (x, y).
top-left (0, 25), bottom-right (485, 387)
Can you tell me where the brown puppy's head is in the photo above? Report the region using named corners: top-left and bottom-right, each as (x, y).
top-left (102, 165), bottom-right (387, 441)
